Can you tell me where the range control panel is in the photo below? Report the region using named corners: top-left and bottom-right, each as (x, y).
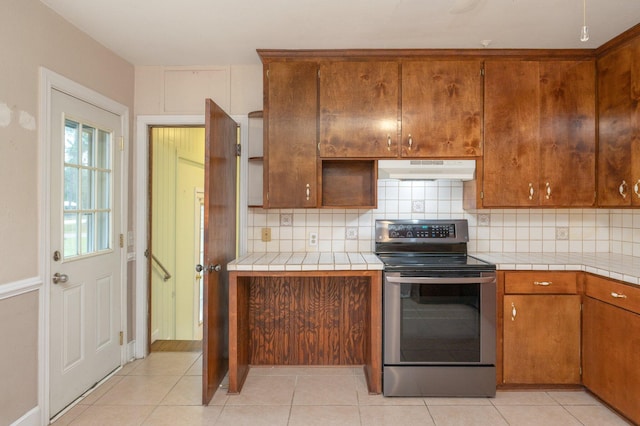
top-left (387, 223), bottom-right (456, 239)
top-left (375, 219), bottom-right (469, 244)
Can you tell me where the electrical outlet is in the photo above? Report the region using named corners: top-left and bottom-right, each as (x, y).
top-left (261, 227), bottom-right (271, 242)
top-left (309, 232), bottom-right (318, 246)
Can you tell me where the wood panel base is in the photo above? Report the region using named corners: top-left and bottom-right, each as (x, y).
top-left (229, 270), bottom-right (382, 394)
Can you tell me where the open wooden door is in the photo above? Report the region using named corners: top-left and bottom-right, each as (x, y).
top-left (201, 99), bottom-right (238, 404)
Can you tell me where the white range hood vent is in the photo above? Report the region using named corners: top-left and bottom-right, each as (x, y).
top-left (378, 159), bottom-right (476, 181)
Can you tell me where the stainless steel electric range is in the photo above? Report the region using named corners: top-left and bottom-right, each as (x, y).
top-left (375, 219), bottom-right (497, 397)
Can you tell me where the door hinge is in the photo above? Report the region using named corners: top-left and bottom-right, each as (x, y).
top-left (119, 136), bottom-right (124, 151)
top-left (236, 144), bottom-right (241, 157)
top-left (119, 234), bottom-right (124, 248)
top-left (119, 331), bottom-right (124, 346)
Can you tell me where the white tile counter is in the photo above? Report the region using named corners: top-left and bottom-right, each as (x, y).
top-left (227, 252), bottom-right (384, 272)
top-left (228, 251), bottom-right (639, 285)
top-left (472, 252), bottom-right (640, 286)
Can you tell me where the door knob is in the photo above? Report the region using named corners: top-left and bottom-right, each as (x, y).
top-left (52, 272), bottom-right (68, 284)
top-left (195, 264), bottom-right (222, 273)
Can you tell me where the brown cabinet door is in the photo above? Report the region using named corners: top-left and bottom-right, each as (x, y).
top-left (265, 62), bottom-right (318, 208)
top-left (503, 295), bottom-right (581, 384)
top-left (483, 61), bottom-right (540, 207)
top-left (539, 61), bottom-right (596, 207)
top-left (583, 297), bottom-right (640, 425)
top-left (319, 61), bottom-right (399, 157)
top-left (401, 61), bottom-right (482, 157)
top-left (598, 38), bottom-right (640, 207)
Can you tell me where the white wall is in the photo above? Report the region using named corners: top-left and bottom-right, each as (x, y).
top-left (0, 1), bottom-right (134, 424)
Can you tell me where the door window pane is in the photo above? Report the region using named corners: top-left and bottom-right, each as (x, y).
top-left (63, 119), bottom-right (113, 259)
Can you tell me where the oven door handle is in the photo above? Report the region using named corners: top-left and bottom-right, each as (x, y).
top-left (385, 274), bottom-right (496, 285)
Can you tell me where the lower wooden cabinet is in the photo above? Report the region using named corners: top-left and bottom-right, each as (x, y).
top-left (501, 272), bottom-right (581, 385)
top-left (582, 274), bottom-right (640, 425)
top-left (503, 294), bottom-right (581, 384)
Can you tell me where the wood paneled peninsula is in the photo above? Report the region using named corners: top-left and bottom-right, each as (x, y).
top-left (227, 252), bottom-right (383, 395)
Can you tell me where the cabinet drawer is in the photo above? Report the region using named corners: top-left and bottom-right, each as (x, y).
top-left (585, 274), bottom-right (640, 314)
top-left (504, 272), bottom-right (577, 294)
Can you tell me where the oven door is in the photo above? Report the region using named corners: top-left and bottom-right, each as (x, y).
top-left (384, 271), bottom-right (496, 366)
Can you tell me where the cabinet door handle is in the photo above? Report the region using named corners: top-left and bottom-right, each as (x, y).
top-left (634, 179), bottom-right (640, 198)
top-left (545, 182), bottom-right (551, 200)
top-left (408, 134), bottom-right (413, 150)
top-left (387, 135), bottom-right (392, 151)
top-left (619, 180), bottom-right (628, 199)
top-left (533, 281), bottom-right (552, 286)
top-left (611, 292), bottom-right (628, 299)
top-left (511, 302), bottom-right (517, 321)
top-left (528, 183), bottom-right (535, 200)
top-left (305, 183), bottom-right (310, 201)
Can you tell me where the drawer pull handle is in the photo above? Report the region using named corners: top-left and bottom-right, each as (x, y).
top-left (511, 302), bottom-right (517, 321)
top-left (534, 281), bottom-right (552, 286)
top-left (611, 292), bottom-right (628, 299)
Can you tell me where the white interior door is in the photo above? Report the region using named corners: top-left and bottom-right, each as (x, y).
top-left (49, 89), bottom-right (123, 417)
top-left (175, 158), bottom-right (204, 340)
top-left (194, 190), bottom-right (205, 340)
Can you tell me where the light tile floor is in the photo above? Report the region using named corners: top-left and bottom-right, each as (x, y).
top-left (52, 352), bottom-right (632, 425)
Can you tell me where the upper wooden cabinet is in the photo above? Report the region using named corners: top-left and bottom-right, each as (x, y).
top-left (401, 60), bottom-right (483, 157)
top-left (319, 61), bottom-right (400, 158)
top-left (482, 60), bottom-right (596, 207)
top-left (264, 61), bottom-right (319, 208)
top-left (597, 35), bottom-right (640, 207)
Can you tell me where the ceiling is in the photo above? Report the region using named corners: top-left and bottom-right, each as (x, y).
top-left (40, 0), bottom-right (640, 66)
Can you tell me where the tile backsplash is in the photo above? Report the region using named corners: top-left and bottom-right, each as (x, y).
top-left (247, 180), bottom-right (640, 256)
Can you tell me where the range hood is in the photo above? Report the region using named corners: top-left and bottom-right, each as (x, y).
top-left (378, 159), bottom-right (476, 181)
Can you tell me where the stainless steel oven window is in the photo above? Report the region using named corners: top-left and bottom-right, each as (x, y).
top-left (384, 272), bottom-right (496, 365)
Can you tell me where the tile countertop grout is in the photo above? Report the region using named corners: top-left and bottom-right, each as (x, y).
top-left (227, 252), bottom-right (640, 286)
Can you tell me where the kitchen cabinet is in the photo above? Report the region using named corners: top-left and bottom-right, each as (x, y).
top-left (264, 61), bottom-right (318, 208)
top-left (597, 35), bottom-right (640, 206)
top-left (319, 61), bottom-right (400, 158)
top-left (401, 60), bottom-right (482, 157)
top-left (583, 274), bottom-right (640, 425)
top-left (502, 272), bottom-right (581, 385)
top-left (262, 59), bottom-right (378, 209)
top-left (482, 60), bottom-right (596, 207)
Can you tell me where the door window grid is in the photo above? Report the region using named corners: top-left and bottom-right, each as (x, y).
top-left (63, 118), bottom-right (113, 259)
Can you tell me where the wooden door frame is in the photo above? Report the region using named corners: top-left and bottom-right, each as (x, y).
top-left (39, 67), bottom-right (129, 422)
top-left (134, 115), bottom-right (248, 359)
